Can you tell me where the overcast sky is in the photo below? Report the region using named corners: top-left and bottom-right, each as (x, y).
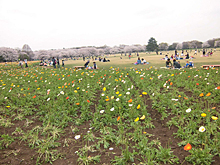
top-left (0, 0), bottom-right (219, 51)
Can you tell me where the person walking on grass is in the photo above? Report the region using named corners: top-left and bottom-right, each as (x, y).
top-left (57, 57), bottom-right (60, 68)
top-left (52, 57), bottom-right (56, 68)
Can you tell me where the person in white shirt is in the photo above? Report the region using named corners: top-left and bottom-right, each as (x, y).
top-left (142, 58), bottom-right (147, 64)
top-left (24, 59), bottom-right (28, 67)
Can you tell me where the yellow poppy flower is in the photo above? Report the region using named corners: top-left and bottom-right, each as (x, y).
top-left (201, 113), bottom-right (206, 117)
top-left (211, 116), bottom-right (218, 120)
top-left (134, 117), bottom-right (139, 122)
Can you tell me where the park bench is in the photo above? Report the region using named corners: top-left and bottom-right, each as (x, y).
top-left (74, 66), bottom-right (85, 69)
top-left (202, 65), bottom-right (220, 69)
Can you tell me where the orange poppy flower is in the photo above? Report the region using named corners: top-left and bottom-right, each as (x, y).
top-left (217, 86), bottom-right (220, 89)
top-left (170, 82), bottom-right (173, 85)
top-left (184, 97), bottom-right (188, 100)
top-left (117, 116), bottom-right (120, 121)
top-left (128, 99), bottom-right (132, 103)
top-left (188, 76), bottom-right (190, 78)
top-left (33, 95), bottom-right (36, 98)
top-left (66, 96), bottom-right (69, 99)
top-left (87, 100), bottom-right (90, 103)
top-left (199, 93), bottom-right (204, 97)
top-left (58, 78), bottom-right (61, 80)
top-left (184, 143), bottom-right (192, 151)
top-left (141, 78), bottom-right (143, 80)
top-left (76, 103), bottom-right (80, 105)
top-left (196, 83), bottom-right (199, 85)
top-left (206, 92), bottom-right (211, 96)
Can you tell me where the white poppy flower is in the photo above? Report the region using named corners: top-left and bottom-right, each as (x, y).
top-left (100, 110), bottom-right (105, 113)
top-left (171, 99), bottom-right (178, 101)
top-left (128, 88), bottom-right (130, 90)
top-left (126, 92), bottom-right (130, 95)
top-left (116, 98), bottom-right (120, 101)
top-left (60, 91), bottom-right (64, 95)
top-left (186, 108), bottom-right (191, 113)
top-left (129, 104), bottom-right (133, 107)
top-left (109, 147), bottom-right (114, 150)
top-left (110, 107), bottom-right (114, 111)
top-left (167, 86), bottom-right (169, 89)
top-left (101, 93), bottom-right (105, 96)
top-left (199, 126), bottom-right (206, 132)
top-left (152, 93), bottom-right (154, 96)
top-left (47, 98), bottom-right (50, 101)
top-left (75, 135), bottom-right (81, 140)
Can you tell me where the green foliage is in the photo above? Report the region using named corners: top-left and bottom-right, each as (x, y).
top-left (146, 37), bottom-right (159, 52)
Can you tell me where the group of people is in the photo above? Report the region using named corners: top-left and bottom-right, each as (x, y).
top-left (166, 58), bottom-right (193, 69)
top-left (39, 57), bottom-right (64, 68)
top-left (135, 58), bottom-right (149, 65)
top-left (18, 59), bottom-right (28, 68)
top-left (84, 60), bottom-right (97, 69)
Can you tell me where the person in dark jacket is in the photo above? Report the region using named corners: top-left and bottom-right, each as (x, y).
top-left (84, 60), bottom-right (90, 67)
top-left (173, 59), bottom-right (181, 68)
top-left (52, 57), bottom-right (56, 68)
top-left (166, 58), bottom-right (172, 68)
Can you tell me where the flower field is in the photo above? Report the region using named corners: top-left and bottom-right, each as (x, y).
top-left (0, 65), bottom-right (220, 165)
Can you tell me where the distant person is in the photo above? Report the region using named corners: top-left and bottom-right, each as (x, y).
top-left (194, 50), bottom-right (197, 55)
top-left (84, 60), bottom-right (90, 67)
top-left (203, 49), bottom-right (206, 56)
top-left (57, 57), bottom-right (60, 68)
top-left (173, 59), bottom-right (181, 68)
top-left (142, 58), bottom-right (147, 64)
top-left (166, 58), bottom-right (172, 68)
top-left (103, 58), bottom-right (107, 62)
top-left (24, 59), bottom-right (28, 68)
top-left (62, 60), bottom-right (64, 67)
top-left (93, 62), bottom-right (97, 69)
top-left (19, 60), bottom-right (23, 68)
top-left (52, 57), bottom-right (56, 68)
top-left (137, 57), bottom-right (141, 64)
top-left (184, 61), bottom-right (193, 68)
top-left (129, 54), bottom-right (131, 59)
top-left (185, 53), bottom-right (189, 59)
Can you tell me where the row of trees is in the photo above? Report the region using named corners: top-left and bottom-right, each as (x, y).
top-left (0, 44), bottom-right (146, 62)
top-left (147, 38), bottom-right (220, 53)
top-left (0, 38), bottom-right (220, 62)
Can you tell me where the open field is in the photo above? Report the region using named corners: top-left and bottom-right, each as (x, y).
top-left (63, 49), bottom-right (220, 69)
top-left (0, 49), bottom-right (220, 165)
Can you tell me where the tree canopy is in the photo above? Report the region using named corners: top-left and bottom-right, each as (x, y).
top-left (146, 37), bottom-right (158, 52)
